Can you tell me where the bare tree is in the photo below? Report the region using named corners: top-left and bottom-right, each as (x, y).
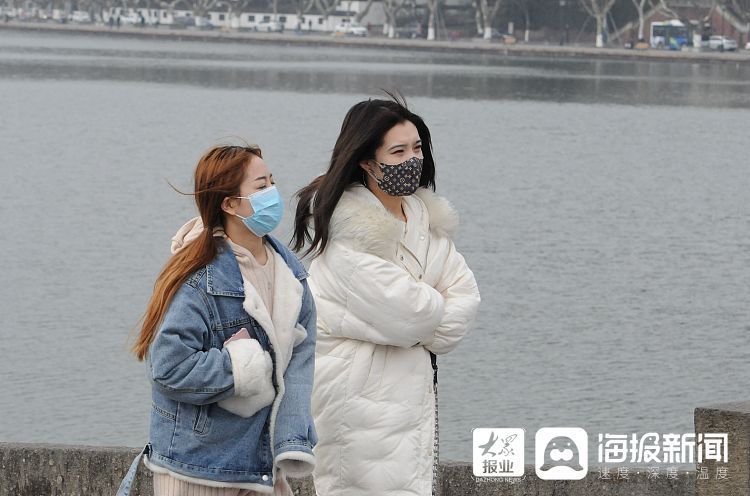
top-left (192, 0), bottom-right (219, 23)
top-left (338, 0), bottom-right (374, 26)
top-left (609, 0), bottom-right (664, 42)
top-left (721, 0), bottom-right (750, 24)
top-left (92, 0), bottom-right (128, 22)
top-left (658, 0), bottom-right (717, 44)
top-left (714, 0), bottom-right (750, 45)
top-left (381, 0), bottom-right (404, 37)
top-left (656, 0), bottom-right (717, 23)
top-left (472, 0), bottom-right (484, 35)
top-left (219, 0), bottom-right (254, 28)
top-left (477, 0), bottom-right (503, 39)
top-left (294, 0), bottom-right (314, 25)
top-left (579, 0), bottom-right (617, 46)
top-left (353, 0), bottom-right (374, 22)
top-left (511, 0), bottom-right (535, 41)
top-left (314, 0), bottom-right (337, 20)
top-left (630, 0), bottom-right (649, 39)
top-left (159, 0), bottom-right (181, 19)
top-left (426, 0), bottom-right (438, 39)
top-left (24, 0), bottom-right (53, 18)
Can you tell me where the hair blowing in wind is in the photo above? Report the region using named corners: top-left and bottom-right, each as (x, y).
top-left (131, 145), bottom-right (262, 361)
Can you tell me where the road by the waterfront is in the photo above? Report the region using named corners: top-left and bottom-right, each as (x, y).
top-left (2, 20), bottom-right (750, 64)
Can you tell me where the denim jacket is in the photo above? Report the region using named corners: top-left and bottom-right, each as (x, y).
top-left (117, 235), bottom-right (317, 495)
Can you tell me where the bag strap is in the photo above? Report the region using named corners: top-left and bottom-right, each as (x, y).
top-left (430, 351), bottom-right (439, 496)
top-left (430, 351), bottom-right (438, 385)
top-left (116, 443), bottom-right (150, 496)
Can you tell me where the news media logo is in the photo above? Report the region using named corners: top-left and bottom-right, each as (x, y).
top-left (535, 427), bottom-right (588, 480)
top-left (472, 428), bottom-right (525, 477)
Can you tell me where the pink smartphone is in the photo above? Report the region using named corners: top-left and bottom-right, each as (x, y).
top-left (224, 328), bottom-right (251, 346)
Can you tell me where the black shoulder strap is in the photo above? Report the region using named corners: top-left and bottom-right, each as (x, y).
top-left (430, 351), bottom-right (437, 385)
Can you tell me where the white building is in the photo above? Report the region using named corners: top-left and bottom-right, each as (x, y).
top-left (206, 2), bottom-right (385, 32)
top-left (97, 1), bottom-right (385, 32)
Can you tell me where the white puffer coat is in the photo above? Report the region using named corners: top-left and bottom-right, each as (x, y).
top-left (309, 184), bottom-right (481, 496)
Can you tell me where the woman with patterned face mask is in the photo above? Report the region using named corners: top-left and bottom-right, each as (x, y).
top-left (292, 95), bottom-right (481, 496)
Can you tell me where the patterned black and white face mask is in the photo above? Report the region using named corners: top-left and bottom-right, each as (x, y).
top-left (369, 156), bottom-right (424, 197)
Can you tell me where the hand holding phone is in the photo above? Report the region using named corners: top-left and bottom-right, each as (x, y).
top-left (224, 327), bottom-right (251, 346)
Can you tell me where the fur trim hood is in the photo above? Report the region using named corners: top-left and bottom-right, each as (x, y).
top-left (328, 185), bottom-right (459, 258)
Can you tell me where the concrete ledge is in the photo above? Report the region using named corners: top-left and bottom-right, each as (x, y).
top-left (694, 401), bottom-right (750, 496)
top-left (0, 443), bottom-right (151, 496)
top-left (3, 401), bottom-right (748, 495)
top-left (0, 443), bottom-right (699, 496)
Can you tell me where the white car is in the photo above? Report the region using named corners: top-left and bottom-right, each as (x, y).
top-left (115, 12), bottom-right (139, 24)
top-left (333, 22), bottom-right (367, 37)
top-left (256, 20), bottom-right (282, 32)
top-left (70, 10), bottom-right (91, 23)
top-left (708, 35), bottom-right (737, 52)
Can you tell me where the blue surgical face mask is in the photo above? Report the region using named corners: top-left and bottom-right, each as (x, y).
top-left (233, 185), bottom-right (284, 237)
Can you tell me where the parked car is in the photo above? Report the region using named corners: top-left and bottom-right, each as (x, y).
top-left (256, 20), bottom-right (282, 32)
top-left (117, 12), bottom-right (139, 24)
top-left (394, 22), bottom-right (423, 39)
top-left (170, 15), bottom-right (213, 29)
top-left (708, 35), bottom-right (737, 52)
top-left (746, 41), bottom-right (750, 50)
top-left (38, 10), bottom-right (55, 20)
top-left (0, 7), bottom-right (18, 20)
top-left (333, 22), bottom-right (367, 37)
top-left (475, 28), bottom-right (516, 44)
top-left (194, 16), bottom-right (214, 29)
top-left (69, 10), bottom-right (91, 23)
top-left (170, 15), bottom-right (194, 28)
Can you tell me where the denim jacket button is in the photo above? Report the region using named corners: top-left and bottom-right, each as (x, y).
top-left (262, 474), bottom-right (269, 481)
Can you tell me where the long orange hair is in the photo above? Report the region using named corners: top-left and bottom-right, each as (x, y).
top-left (132, 145), bottom-right (262, 361)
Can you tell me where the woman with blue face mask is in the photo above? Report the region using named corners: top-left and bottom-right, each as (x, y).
top-left (118, 145), bottom-right (317, 496)
top-left (292, 96), bottom-right (481, 496)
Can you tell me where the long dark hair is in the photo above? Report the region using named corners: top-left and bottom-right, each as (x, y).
top-left (292, 94), bottom-right (436, 258)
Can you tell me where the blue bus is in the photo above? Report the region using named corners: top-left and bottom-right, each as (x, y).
top-left (650, 20), bottom-right (689, 50)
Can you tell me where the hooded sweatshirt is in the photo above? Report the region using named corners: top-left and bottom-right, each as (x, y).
top-left (144, 217), bottom-right (292, 496)
top-left (172, 217), bottom-right (276, 315)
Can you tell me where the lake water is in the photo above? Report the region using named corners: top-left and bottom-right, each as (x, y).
top-left (0, 29), bottom-right (748, 466)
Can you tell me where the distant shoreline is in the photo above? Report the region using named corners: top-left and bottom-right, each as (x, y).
top-left (2, 21), bottom-right (750, 65)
